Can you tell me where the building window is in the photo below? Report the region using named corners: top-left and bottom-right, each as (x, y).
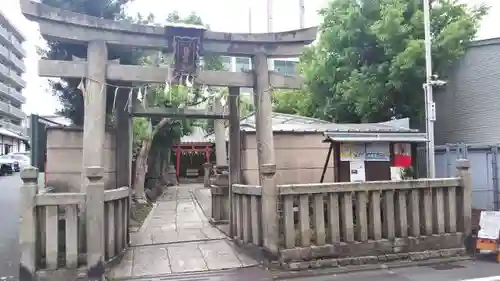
top-left (274, 60), bottom-right (297, 76)
top-left (4, 144), bottom-right (10, 155)
top-left (220, 56), bottom-right (232, 71)
top-left (235, 57), bottom-right (251, 72)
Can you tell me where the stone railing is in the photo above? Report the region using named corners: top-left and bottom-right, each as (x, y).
top-left (232, 184), bottom-right (263, 246)
top-left (20, 166), bottom-right (130, 279)
top-left (231, 160), bottom-right (472, 269)
top-left (210, 165), bottom-right (230, 225)
top-left (103, 186), bottom-right (129, 261)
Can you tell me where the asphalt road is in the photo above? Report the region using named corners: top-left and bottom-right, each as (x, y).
top-left (117, 259), bottom-right (500, 281)
top-left (0, 173), bottom-right (20, 281)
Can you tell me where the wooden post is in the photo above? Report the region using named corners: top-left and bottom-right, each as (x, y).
top-left (228, 86), bottom-right (241, 237)
top-left (19, 167), bottom-right (38, 280)
top-left (175, 150), bottom-right (181, 178)
top-left (456, 159), bottom-right (472, 234)
top-left (115, 88), bottom-right (132, 188)
top-left (85, 166), bottom-right (105, 280)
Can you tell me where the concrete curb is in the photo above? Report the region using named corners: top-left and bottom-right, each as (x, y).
top-left (137, 202), bottom-right (157, 233)
top-left (270, 256), bottom-right (472, 280)
top-left (190, 188), bottom-right (210, 217)
top-left (110, 265), bottom-right (267, 281)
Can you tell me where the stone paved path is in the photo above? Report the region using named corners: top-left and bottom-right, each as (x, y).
top-left (108, 184), bottom-right (259, 280)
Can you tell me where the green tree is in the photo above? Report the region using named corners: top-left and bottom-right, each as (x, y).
top-left (40, 0), bottom-right (154, 125)
top-left (299, 0), bottom-right (488, 124)
top-left (272, 89), bottom-right (315, 117)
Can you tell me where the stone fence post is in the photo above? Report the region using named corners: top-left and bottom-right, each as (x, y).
top-left (261, 164), bottom-right (278, 255)
top-left (19, 167), bottom-right (39, 280)
top-left (203, 163), bottom-right (212, 188)
top-left (85, 166), bottom-right (105, 280)
top-left (211, 165), bottom-right (229, 224)
top-left (456, 159), bottom-right (472, 235)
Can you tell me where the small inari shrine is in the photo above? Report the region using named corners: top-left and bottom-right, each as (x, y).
top-left (172, 127), bottom-right (214, 179)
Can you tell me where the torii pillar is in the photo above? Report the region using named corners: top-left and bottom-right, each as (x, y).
top-left (253, 53), bottom-right (278, 254)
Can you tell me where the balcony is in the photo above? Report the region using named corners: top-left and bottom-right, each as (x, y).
top-left (0, 99), bottom-right (26, 120)
top-left (0, 80), bottom-right (26, 104)
top-left (0, 25), bottom-right (26, 58)
top-left (0, 63), bottom-right (26, 89)
top-left (9, 87), bottom-right (25, 104)
top-left (0, 119), bottom-right (25, 135)
top-left (0, 44), bottom-right (26, 73)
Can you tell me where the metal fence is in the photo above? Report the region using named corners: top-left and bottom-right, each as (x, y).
top-left (417, 143), bottom-right (499, 211)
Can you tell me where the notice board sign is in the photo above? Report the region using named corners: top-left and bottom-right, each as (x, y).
top-left (340, 143), bottom-right (366, 161)
top-left (478, 211), bottom-right (500, 240)
top-left (365, 143), bottom-right (390, 161)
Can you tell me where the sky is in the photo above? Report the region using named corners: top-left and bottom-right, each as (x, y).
top-left (0, 0), bottom-right (499, 116)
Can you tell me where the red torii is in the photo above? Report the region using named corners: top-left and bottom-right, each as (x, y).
top-left (172, 141), bottom-right (213, 178)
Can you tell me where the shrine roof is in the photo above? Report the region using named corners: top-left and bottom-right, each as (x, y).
top-left (238, 113), bottom-right (419, 134)
top-left (240, 112), bottom-right (331, 127)
top-left (205, 112), bottom-right (425, 143)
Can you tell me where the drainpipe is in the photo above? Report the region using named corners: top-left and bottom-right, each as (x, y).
top-left (444, 144), bottom-right (450, 177)
top-left (492, 145), bottom-right (499, 210)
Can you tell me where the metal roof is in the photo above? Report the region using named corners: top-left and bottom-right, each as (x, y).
top-left (241, 122), bottom-right (420, 133)
top-left (240, 112), bottom-right (331, 127)
top-left (205, 112), bottom-right (425, 142)
top-left (323, 131), bottom-right (428, 143)
top-left (205, 112), bottom-right (331, 141)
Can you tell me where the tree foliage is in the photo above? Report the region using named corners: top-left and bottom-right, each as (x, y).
top-left (40, 0), bottom-right (154, 126)
top-left (299, 0), bottom-right (488, 124)
top-left (272, 89), bottom-right (314, 117)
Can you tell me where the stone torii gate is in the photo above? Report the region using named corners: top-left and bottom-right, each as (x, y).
top-left (20, 0), bottom-right (316, 270)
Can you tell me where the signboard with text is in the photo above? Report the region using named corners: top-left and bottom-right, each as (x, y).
top-left (340, 143), bottom-right (366, 161)
top-left (365, 143), bottom-right (390, 161)
top-left (340, 143), bottom-right (390, 162)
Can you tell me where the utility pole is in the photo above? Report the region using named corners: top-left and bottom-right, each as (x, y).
top-left (267, 0), bottom-right (273, 32)
top-left (248, 5), bottom-right (252, 33)
top-left (423, 0), bottom-right (436, 178)
top-left (299, 0), bottom-right (305, 28)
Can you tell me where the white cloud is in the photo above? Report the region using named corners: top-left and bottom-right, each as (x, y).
top-left (1, 0), bottom-right (497, 117)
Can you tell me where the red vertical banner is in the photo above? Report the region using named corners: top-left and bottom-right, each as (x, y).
top-left (393, 143), bottom-right (412, 168)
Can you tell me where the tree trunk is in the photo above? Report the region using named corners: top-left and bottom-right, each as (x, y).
top-left (132, 118), bottom-right (170, 200)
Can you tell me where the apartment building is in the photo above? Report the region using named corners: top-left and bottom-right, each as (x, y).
top-left (219, 56), bottom-right (299, 96)
top-left (0, 10), bottom-right (27, 138)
